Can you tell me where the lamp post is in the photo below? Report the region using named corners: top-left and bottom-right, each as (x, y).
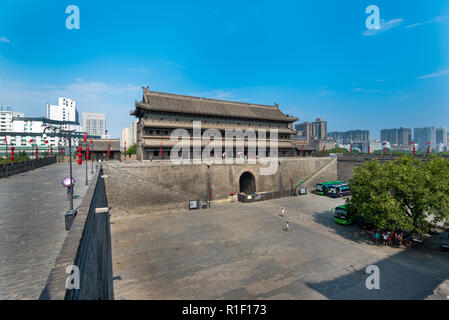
top-left (4, 136), bottom-right (8, 178)
top-left (43, 126), bottom-right (77, 217)
top-left (83, 132), bottom-right (88, 186)
top-left (90, 137), bottom-right (94, 174)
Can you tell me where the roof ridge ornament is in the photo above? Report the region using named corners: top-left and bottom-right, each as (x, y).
top-left (274, 102), bottom-right (279, 108)
top-left (142, 86), bottom-right (150, 104)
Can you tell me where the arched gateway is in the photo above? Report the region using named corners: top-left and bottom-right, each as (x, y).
top-left (239, 171), bottom-right (256, 195)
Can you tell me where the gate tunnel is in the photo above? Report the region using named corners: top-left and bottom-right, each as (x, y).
top-left (239, 171), bottom-right (256, 195)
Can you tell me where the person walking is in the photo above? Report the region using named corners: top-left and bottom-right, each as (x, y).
top-left (285, 221), bottom-right (290, 232)
top-left (375, 231), bottom-right (380, 244)
top-left (281, 208), bottom-right (286, 217)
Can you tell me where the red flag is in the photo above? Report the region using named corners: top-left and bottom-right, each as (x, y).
top-left (4, 136), bottom-right (6, 144)
top-left (427, 141), bottom-right (430, 154)
top-left (322, 144), bottom-right (326, 153)
top-left (350, 144), bottom-right (352, 153)
top-left (159, 141), bottom-right (163, 157)
top-left (83, 132), bottom-right (87, 142)
top-left (90, 137), bottom-right (93, 145)
top-left (29, 139), bottom-right (34, 144)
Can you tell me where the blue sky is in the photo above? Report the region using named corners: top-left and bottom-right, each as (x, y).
top-left (0, 0), bottom-right (448, 139)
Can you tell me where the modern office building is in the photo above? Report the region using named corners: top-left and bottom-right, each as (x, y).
top-left (294, 118), bottom-right (327, 144)
top-left (436, 127), bottom-right (448, 146)
top-left (131, 87), bottom-right (298, 160)
top-left (82, 112), bottom-right (106, 138)
top-left (46, 97), bottom-right (78, 131)
top-left (414, 127), bottom-right (436, 152)
top-left (0, 106), bottom-right (24, 132)
top-left (328, 130), bottom-right (370, 144)
top-left (380, 127), bottom-right (412, 146)
top-left (121, 121), bottom-right (138, 148)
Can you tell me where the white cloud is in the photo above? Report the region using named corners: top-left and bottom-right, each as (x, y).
top-left (406, 14), bottom-right (449, 29)
top-left (352, 87), bottom-right (385, 93)
top-left (127, 67), bottom-right (147, 73)
top-left (362, 18), bottom-right (403, 36)
top-left (417, 69), bottom-right (449, 79)
top-left (0, 36), bottom-right (10, 43)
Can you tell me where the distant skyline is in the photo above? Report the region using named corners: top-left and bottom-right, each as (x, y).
top-left (1, 0), bottom-right (448, 139)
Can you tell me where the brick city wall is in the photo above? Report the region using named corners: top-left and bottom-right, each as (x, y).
top-left (103, 157), bottom-right (337, 214)
top-left (0, 156), bottom-right (57, 179)
top-left (336, 154), bottom-right (447, 181)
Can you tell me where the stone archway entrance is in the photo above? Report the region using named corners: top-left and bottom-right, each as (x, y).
top-left (239, 171), bottom-right (256, 195)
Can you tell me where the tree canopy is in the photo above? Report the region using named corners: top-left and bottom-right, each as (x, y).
top-left (126, 143), bottom-right (136, 155)
top-left (347, 155), bottom-right (449, 234)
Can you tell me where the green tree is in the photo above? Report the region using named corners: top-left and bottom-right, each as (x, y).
top-left (347, 155), bottom-right (449, 234)
top-left (126, 143), bottom-right (136, 155)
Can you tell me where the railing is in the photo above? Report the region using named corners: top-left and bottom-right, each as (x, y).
top-left (0, 156), bottom-right (57, 179)
top-left (40, 166), bottom-right (113, 300)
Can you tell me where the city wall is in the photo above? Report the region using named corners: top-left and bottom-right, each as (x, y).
top-left (0, 156), bottom-right (57, 179)
top-left (336, 154), bottom-right (449, 181)
top-left (103, 157), bottom-right (337, 215)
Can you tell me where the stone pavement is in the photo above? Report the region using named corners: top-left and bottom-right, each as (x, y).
top-left (111, 194), bottom-right (449, 300)
top-left (0, 161), bottom-right (97, 299)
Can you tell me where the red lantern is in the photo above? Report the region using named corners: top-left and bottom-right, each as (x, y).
top-left (86, 147), bottom-right (90, 160)
top-left (35, 147), bottom-right (39, 159)
top-left (50, 146), bottom-right (53, 156)
top-left (77, 146), bottom-right (83, 165)
top-left (10, 146), bottom-right (15, 162)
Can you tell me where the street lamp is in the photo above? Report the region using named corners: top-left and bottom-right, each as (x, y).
top-left (43, 126), bottom-right (77, 227)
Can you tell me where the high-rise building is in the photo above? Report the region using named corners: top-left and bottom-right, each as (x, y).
top-left (380, 127), bottom-right (411, 146)
top-left (294, 118), bottom-right (327, 144)
top-left (436, 127), bottom-right (447, 146)
top-left (121, 121), bottom-right (138, 148)
top-left (414, 127), bottom-right (436, 152)
top-left (82, 112), bottom-right (106, 138)
top-left (295, 121), bottom-right (311, 144)
top-left (311, 118), bottom-right (327, 141)
top-left (46, 97), bottom-right (77, 131)
top-left (0, 106), bottom-right (24, 132)
top-left (328, 130), bottom-right (370, 144)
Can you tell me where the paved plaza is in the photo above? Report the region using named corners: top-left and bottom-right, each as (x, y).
top-left (0, 162), bottom-right (96, 299)
top-left (111, 194), bottom-right (449, 300)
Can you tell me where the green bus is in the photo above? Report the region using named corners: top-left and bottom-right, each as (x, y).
top-left (331, 205), bottom-right (355, 225)
top-left (315, 181), bottom-right (345, 195)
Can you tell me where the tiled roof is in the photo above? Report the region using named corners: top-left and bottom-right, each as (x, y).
top-left (132, 89), bottom-right (298, 122)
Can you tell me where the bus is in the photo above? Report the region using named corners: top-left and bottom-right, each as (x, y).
top-left (315, 181), bottom-right (345, 195)
top-left (326, 183), bottom-right (350, 198)
top-left (331, 205), bottom-right (355, 225)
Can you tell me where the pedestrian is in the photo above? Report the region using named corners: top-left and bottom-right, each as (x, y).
top-left (387, 233), bottom-right (392, 246)
top-left (285, 221), bottom-right (290, 232)
top-left (383, 232), bottom-right (388, 246)
top-left (375, 231), bottom-right (380, 244)
top-left (371, 228), bottom-right (376, 242)
top-left (281, 208), bottom-right (286, 217)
